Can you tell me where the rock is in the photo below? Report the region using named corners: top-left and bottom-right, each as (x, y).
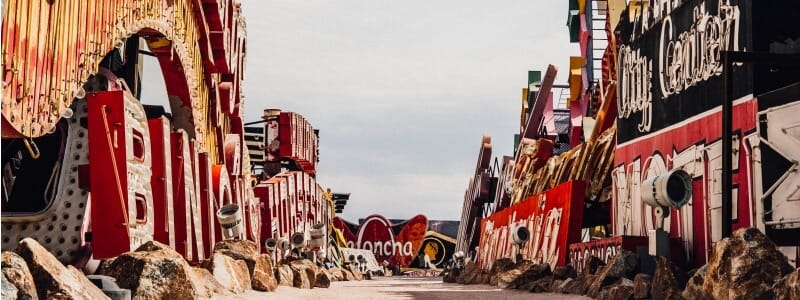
top-left (347, 265), bottom-right (364, 281)
top-left (651, 256), bottom-right (686, 300)
top-left (511, 263), bottom-right (551, 290)
top-left (288, 260), bottom-right (317, 289)
top-left (98, 240), bottom-right (221, 299)
top-left (15, 238), bottom-right (109, 300)
top-left (442, 268), bottom-right (459, 283)
top-left (315, 269), bottom-right (332, 288)
top-left (773, 267), bottom-right (800, 300)
top-left (2, 273), bottom-right (18, 299)
top-left (562, 274), bottom-right (596, 295)
top-left (251, 254), bottom-right (277, 292)
top-left (632, 273), bottom-right (652, 299)
top-left (704, 227), bottom-right (794, 300)
top-left (327, 268), bottom-right (344, 281)
top-left (204, 253), bottom-right (251, 294)
top-left (524, 275), bottom-right (553, 293)
top-left (490, 258), bottom-right (515, 276)
top-left (601, 279), bottom-right (634, 300)
top-left (2, 251), bottom-right (38, 299)
top-left (681, 265), bottom-right (706, 299)
top-left (587, 251), bottom-right (639, 298)
top-left (213, 241), bottom-right (275, 292)
top-left (553, 265), bottom-right (577, 280)
top-left (191, 267), bottom-right (226, 297)
top-left (341, 268), bottom-right (356, 281)
top-left (275, 265), bottom-right (294, 286)
top-left (456, 261), bottom-right (479, 284)
top-left (495, 261), bottom-right (532, 289)
top-left (583, 256), bottom-right (606, 275)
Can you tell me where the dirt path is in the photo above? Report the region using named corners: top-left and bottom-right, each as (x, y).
top-left (229, 276), bottom-right (592, 300)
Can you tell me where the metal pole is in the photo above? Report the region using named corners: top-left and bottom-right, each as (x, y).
top-left (721, 51), bottom-right (733, 239)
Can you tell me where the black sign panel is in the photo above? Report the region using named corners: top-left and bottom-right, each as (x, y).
top-left (616, 0), bottom-right (753, 143)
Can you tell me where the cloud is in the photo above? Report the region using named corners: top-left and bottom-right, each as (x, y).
top-left (143, 0), bottom-right (579, 221)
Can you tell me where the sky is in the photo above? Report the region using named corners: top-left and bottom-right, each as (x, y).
top-left (143, 1), bottom-right (577, 222)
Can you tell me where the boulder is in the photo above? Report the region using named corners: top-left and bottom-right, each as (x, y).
top-left (341, 268), bottom-right (356, 281)
top-left (489, 258), bottom-right (515, 276)
top-left (495, 261), bottom-right (532, 289)
top-left (2, 273), bottom-right (18, 299)
top-left (315, 269), bottom-right (332, 288)
top-left (97, 240), bottom-right (221, 299)
top-left (632, 273), bottom-right (652, 299)
top-left (327, 268), bottom-right (344, 281)
top-left (703, 227), bottom-right (794, 300)
top-left (651, 256), bottom-right (686, 300)
top-left (347, 265), bottom-right (364, 281)
top-left (681, 265), bottom-right (706, 299)
top-left (587, 251), bottom-right (639, 298)
top-left (2, 251), bottom-right (38, 299)
top-left (583, 256), bottom-right (606, 275)
top-left (553, 265), bottom-right (577, 280)
top-left (288, 260), bottom-right (318, 289)
top-left (523, 275), bottom-right (553, 293)
top-left (212, 240), bottom-right (259, 259)
top-left (456, 261), bottom-right (479, 284)
top-left (610, 285), bottom-right (635, 300)
top-left (511, 263), bottom-right (551, 290)
top-left (275, 265), bottom-right (294, 286)
top-left (442, 268), bottom-right (460, 283)
top-left (204, 253), bottom-right (252, 294)
top-left (251, 254), bottom-right (277, 292)
top-left (15, 238), bottom-right (109, 300)
top-left (191, 267), bottom-right (226, 297)
top-left (562, 274), bottom-right (596, 295)
top-left (773, 267), bottom-right (800, 300)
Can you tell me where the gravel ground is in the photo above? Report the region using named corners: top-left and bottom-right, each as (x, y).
top-left (221, 276), bottom-right (592, 300)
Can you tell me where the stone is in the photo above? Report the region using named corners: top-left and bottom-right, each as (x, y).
top-left (553, 265), bottom-right (577, 280)
top-left (15, 238), bottom-right (109, 300)
top-left (288, 260), bottom-right (318, 289)
top-left (251, 254), bottom-right (277, 292)
top-left (204, 253), bottom-right (252, 294)
top-left (562, 274), bottom-right (596, 295)
top-left (602, 278), bottom-right (634, 300)
top-left (494, 261), bottom-right (532, 289)
top-left (773, 267), bottom-right (800, 300)
top-left (524, 275), bottom-right (553, 293)
top-left (703, 227), bottom-right (794, 300)
top-left (511, 263), bottom-right (551, 290)
top-left (681, 265), bottom-right (706, 299)
top-left (315, 269), bottom-right (332, 288)
top-left (456, 261), bottom-right (479, 284)
top-left (583, 256), bottom-right (606, 275)
top-left (651, 256), bottom-right (686, 300)
top-left (632, 273), bottom-right (652, 299)
top-left (275, 265), bottom-right (294, 286)
top-left (442, 268), bottom-right (459, 283)
top-left (587, 251), bottom-right (639, 298)
top-left (2, 251), bottom-right (38, 300)
top-left (191, 267), bottom-right (226, 297)
top-left (341, 268), bottom-right (356, 281)
top-left (212, 240), bottom-right (259, 259)
top-left (489, 258), bottom-right (515, 276)
top-left (98, 240), bottom-right (221, 299)
top-left (347, 265), bottom-right (364, 281)
top-left (327, 268), bottom-right (344, 281)
top-left (2, 273), bottom-right (18, 299)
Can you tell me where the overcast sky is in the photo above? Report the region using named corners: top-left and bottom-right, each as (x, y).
top-left (143, 1), bottom-right (577, 222)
